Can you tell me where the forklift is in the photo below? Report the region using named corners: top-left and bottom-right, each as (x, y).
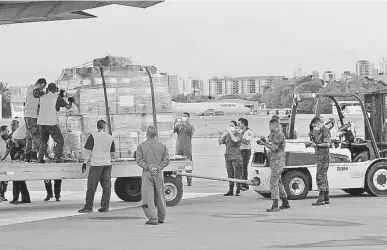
top-left (251, 91), bottom-right (387, 199)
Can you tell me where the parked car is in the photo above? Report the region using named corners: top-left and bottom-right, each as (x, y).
top-left (198, 109), bottom-right (215, 116)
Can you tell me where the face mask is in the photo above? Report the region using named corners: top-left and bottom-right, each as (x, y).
top-left (181, 117), bottom-right (188, 122)
top-left (229, 127), bottom-right (236, 132)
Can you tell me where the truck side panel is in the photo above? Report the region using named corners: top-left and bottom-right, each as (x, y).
top-left (0, 159), bottom-right (190, 181)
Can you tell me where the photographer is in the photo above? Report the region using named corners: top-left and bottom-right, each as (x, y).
top-left (36, 83), bottom-right (76, 201)
top-left (174, 112), bottom-right (195, 186)
top-left (218, 121), bottom-right (243, 197)
top-left (308, 117), bottom-right (331, 206)
top-left (257, 119), bottom-right (290, 212)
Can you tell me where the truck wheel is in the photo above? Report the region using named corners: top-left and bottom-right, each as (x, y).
top-left (366, 162), bottom-right (387, 196)
top-left (164, 176), bottom-right (183, 207)
top-left (114, 177), bottom-right (142, 202)
top-left (342, 188), bottom-right (365, 196)
top-left (283, 170), bottom-right (309, 200)
top-left (255, 191), bottom-right (271, 199)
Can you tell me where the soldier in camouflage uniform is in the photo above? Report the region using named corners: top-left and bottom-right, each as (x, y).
top-left (309, 117), bottom-right (331, 206)
top-left (218, 121), bottom-right (243, 196)
top-left (258, 119), bottom-right (290, 212)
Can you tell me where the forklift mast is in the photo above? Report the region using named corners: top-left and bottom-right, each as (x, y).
top-left (364, 90), bottom-right (387, 143)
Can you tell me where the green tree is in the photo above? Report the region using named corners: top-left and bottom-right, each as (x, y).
top-left (0, 82), bottom-right (11, 118)
top-left (262, 78), bottom-right (385, 114)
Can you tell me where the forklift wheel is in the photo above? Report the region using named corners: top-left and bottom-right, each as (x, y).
top-left (282, 170), bottom-right (310, 200)
top-left (366, 162), bottom-right (387, 196)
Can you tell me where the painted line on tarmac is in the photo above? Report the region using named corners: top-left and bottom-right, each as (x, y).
top-left (0, 191), bottom-right (221, 227)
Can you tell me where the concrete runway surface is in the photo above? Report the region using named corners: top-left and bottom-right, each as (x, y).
top-left (1, 138), bottom-right (387, 250)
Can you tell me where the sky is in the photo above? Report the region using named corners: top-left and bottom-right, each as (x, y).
top-left (1, 0), bottom-right (387, 86)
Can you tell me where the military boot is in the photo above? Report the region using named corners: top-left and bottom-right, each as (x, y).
top-left (266, 200), bottom-right (280, 212)
top-left (324, 191), bottom-right (330, 204)
top-left (224, 183), bottom-right (234, 196)
top-left (279, 198), bottom-right (290, 210)
top-left (312, 192), bottom-right (325, 206)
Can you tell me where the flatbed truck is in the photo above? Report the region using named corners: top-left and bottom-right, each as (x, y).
top-left (0, 158), bottom-right (193, 207)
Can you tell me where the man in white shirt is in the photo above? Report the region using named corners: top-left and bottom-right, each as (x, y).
top-left (238, 118), bottom-right (253, 191)
top-left (24, 78), bottom-right (46, 162)
top-left (78, 120), bottom-right (115, 213)
top-left (2, 120), bottom-right (27, 161)
top-left (37, 83), bottom-right (74, 164)
top-left (37, 83), bottom-right (75, 202)
top-left (0, 121), bottom-right (31, 204)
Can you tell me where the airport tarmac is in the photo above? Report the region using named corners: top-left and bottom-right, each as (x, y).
top-left (1, 138), bottom-right (387, 250)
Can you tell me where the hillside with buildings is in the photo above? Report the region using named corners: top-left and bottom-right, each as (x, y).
top-left (261, 77), bottom-right (386, 114)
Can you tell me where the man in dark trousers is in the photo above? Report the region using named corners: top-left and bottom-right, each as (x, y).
top-left (78, 120), bottom-right (115, 213)
top-left (37, 83), bottom-right (75, 202)
top-left (25, 78), bottom-right (46, 162)
top-left (136, 126), bottom-right (170, 225)
top-left (238, 118), bottom-right (253, 191)
top-left (1, 120), bottom-right (31, 204)
top-left (174, 112), bottom-right (194, 186)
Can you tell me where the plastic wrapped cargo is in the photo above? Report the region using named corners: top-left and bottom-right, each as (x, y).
top-left (93, 56), bottom-right (132, 67)
top-left (56, 56), bottom-right (175, 160)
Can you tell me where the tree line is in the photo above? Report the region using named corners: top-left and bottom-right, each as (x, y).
top-left (261, 76), bottom-right (386, 114)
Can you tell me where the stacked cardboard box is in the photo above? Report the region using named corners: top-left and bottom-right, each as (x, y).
top-left (56, 57), bottom-right (175, 160)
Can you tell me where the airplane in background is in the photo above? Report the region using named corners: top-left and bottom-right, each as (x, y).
top-left (0, 0), bottom-right (163, 25)
top-left (172, 101), bottom-right (251, 115)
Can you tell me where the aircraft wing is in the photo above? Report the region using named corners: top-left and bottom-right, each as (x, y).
top-left (0, 1), bottom-right (163, 25)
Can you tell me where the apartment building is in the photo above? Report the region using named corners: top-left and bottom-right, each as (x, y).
top-left (323, 71), bottom-right (336, 82)
top-left (209, 76), bottom-right (285, 97)
top-left (356, 60), bottom-right (372, 77)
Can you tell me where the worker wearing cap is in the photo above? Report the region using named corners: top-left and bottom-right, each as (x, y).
top-left (37, 83), bottom-right (75, 202)
top-left (136, 126), bottom-right (170, 225)
top-left (24, 78), bottom-right (46, 162)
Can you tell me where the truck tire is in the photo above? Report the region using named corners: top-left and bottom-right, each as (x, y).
top-left (366, 162), bottom-right (387, 196)
top-left (342, 188), bottom-right (365, 196)
top-left (255, 191), bottom-right (271, 199)
top-left (164, 176), bottom-right (183, 207)
top-left (283, 170), bottom-right (309, 200)
top-left (114, 177), bottom-right (142, 202)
